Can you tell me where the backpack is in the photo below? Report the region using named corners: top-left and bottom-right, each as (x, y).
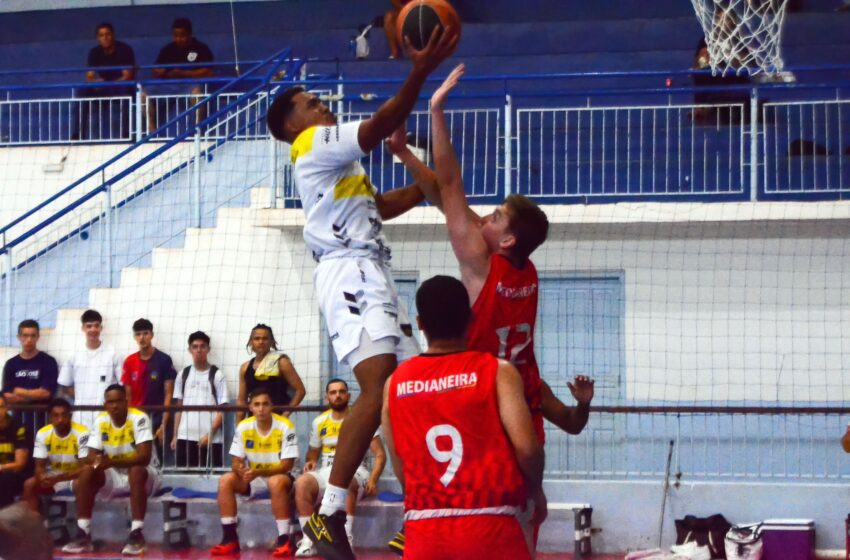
top-left (725, 524), bottom-right (763, 560)
top-left (675, 514), bottom-right (732, 559)
top-left (180, 365), bottom-right (220, 404)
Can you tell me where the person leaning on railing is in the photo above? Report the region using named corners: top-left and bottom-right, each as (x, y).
top-left (171, 331), bottom-right (229, 469)
top-left (2, 319), bottom-right (58, 434)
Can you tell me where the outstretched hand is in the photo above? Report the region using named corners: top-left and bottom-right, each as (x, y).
top-left (405, 24), bottom-right (459, 77)
top-left (430, 63), bottom-right (465, 112)
top-left (385, 123), bottom-right (409, 155)
top-left (568, 375), bottom-right (595, 405)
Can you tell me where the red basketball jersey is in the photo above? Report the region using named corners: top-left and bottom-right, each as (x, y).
top-left (467, 254), bottom-right (543, 413)
top-left (388, 351), bottom-right (527, 518)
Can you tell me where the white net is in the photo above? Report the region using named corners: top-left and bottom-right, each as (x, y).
top-left (690, 0), bottom-right (789, 76)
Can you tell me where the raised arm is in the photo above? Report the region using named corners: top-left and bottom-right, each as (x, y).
top-left (540, 377), bottom-right (594, 435)
top-left (430, 64), bottom-right (490, 290)
top-left (357, 26), bottom-right (458, 153)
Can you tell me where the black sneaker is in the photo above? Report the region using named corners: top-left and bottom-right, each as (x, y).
top-left (305, 511), bottom-right (354, 560)
top-left (121, 529), bottom-right (146, 556)
top-left (61, 529), bottom-right (94, 553)
top-left (387, 526), bottom-right (405, 556)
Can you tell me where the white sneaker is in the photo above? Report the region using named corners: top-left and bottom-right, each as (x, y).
top-left (295, 537), bottom-right (317, 557)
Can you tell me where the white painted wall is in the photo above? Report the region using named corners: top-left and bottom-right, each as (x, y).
top-left (4, 194), bottom-right (848, 406)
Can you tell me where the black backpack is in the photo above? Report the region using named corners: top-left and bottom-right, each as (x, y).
top-left (675, 514), bottom-right (732, 559)
top-left (180, 365), bottom-right (220, 404)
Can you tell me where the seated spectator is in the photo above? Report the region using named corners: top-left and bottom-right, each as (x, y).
top-left (211, 388), bottom-right (299, 556)
top-left (148, 17), bottom-right (215, 133)
top-left (77, 22), bottom-right (136, 140)
top-left (294, 379), bottom-right (385, 557)
top-left (171, 331), bottom-right (229, 469)
top-left (121, 318), bottom-right (176, 462)
top-left (58, 309), bottom-right (123, 429)
top-left (2, 319), bottom-right (58, 433)
top-left (0, 394), bottom-right (31, 508)
top-left (236, 324), bottom-right (305, 423)
top-left (21, 398), bottom-right (89, 512)
top-left (62, 384), bottom-right (160, 555)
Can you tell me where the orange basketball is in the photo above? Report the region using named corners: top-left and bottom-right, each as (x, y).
top-left (397, 0), bottom-right (461, 52)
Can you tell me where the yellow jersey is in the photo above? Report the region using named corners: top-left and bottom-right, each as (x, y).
top-left (229, 413), bottom-right (298, 473)
top-left (86, 408), bottom-right (153, 465)
top-left (33, 422), bottom-right (89, 474)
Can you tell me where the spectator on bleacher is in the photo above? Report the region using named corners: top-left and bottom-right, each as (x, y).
top-left (58, 309), bottom-right (123, 430)
top-left (293, 378), bottom-right (386, 556)
top-left (383, 0), bottom-right (409, 59)
top-left (171, 331), bottom-right (228, 469)
top-left (21, 398), bottom-right (89, 512)
top-left (2, 319), bottom-right (58, 433)
top-left (148, 17), bottom-right (215, 133)
top-left (236, 324), bottom-right (305, 423)
top-left (0, 394), bottom-right (32, 508)
top-left (62, 384), bottom-right (160, 555)
top-left (121, 318), bottom-right (176, 463)
top-left (210, 387), bottom-right (299, 556)
top-left (77, 22), bottom-right (136, 140)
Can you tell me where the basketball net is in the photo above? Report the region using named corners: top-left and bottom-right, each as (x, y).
top-left (690, 0), bottom-right (789, 77)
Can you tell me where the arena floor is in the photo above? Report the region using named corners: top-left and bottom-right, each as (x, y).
top-left (52, 550), bottom-right (621, 559)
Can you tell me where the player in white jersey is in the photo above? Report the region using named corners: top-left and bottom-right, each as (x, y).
top-left (57, 309), bottom-right (123, 428)
top-left (62, 384), bottom-right (159, 556)
top-left (211, 387), bottom-right (300, 557)
top-left (294, 379), bottom-right (386, 557)
top-left (266, 24), bottom-right (457, 560)
top-left (21, 398), bottom-right (89, 512)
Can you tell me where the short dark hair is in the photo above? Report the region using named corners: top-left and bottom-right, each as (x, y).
top-left (504, 194), bottom-right (549, 261)
top-left (132, 318), bottom-right (153, 333)
top-left (188, 331), bottom-right (211, 346)
top-left (325, 378), bottom-right (349, 393)
top-left (95, 22), bottom-right (114, 35)
top-left (48, 398), bottom-right (72, 414)
top-left (247, 387), bottom-right (272, 403)
top-left (266, 86), bottom-right (304, 142)
top-left (17, 319), bottom-right (39, 334)
top-left (104, 383), bottom-right (126, 398)
top-left (247, 324), bottom-right (278, 352)
top-left (416, 275), bottom-right (470, 340)
top-left (172, 17), bottom-right (192, 34)
top-left (81, 309), bottom-right (102, 324)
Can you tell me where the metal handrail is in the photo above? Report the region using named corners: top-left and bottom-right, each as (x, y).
top-left (0, 46), bottom-right (293, 255)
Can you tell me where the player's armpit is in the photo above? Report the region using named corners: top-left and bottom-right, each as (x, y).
top-left (495, 361), bottom-right (543, 493)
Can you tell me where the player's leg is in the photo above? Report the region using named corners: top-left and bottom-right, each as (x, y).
top-left (268, 474), bottom-right (295, 556)
top-left (211, 471), bottom-right (249, 554)
top-left (294, 470), bottom-right (322, 557)
top-left (122, 465), bottom-right (150, 555)
top-left (62, 465), bottom-right (105, 553)
top-left (21, 476), bottom-right (46, 513)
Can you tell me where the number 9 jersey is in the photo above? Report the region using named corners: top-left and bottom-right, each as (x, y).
top-left (387, 350), bottom-right (527, 519)
top-left (466, 254), bottom-right (544, 441)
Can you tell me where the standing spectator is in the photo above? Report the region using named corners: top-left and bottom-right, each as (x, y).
top-left (21, 398), bottom-right (89, 512)
top-left (236, 324), bottom-right (305, 423)
top-left (121, 318), bottom-right (176, 463)
top-left (2, 319), bottom-right (58, 433)
top-left (0, 394), bottom-right (32, 508)
top-left (148, 17), bottom-right (215, 133)
top-left (58, 309), bottom-right (123, 429)
top-left (78, 22), bottom-right (136, 140)
top-left (171, 331), bottom-right (228, 469)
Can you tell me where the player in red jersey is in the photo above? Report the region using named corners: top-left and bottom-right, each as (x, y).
top-left (382, 275), bottom-right (544, 560)
top-left (429, 63), bottom-right (595, 443)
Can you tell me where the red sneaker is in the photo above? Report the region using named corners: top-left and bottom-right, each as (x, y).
top-left (272, 538), bottom-right (295, 557)
top-left (210, 540), bottom-right (241, 555)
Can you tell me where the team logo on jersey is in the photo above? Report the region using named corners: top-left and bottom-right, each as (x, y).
top-left (102, 432), bottom-right (109, 441)
top-left (137, 416), bottom-right (147, 427)
top-left (395, 372), bottom-right (479, 398)
top-left (320, 427), bottom-right (328, 436)
top-left (79, 434), bottom-right (89, 447)
top-left (246, 440), bottom-right (254, 449)
top-left (286, 432), bottom-right (297, 443)
top-left (495, 281), bottom-right (537, 299)
top-left (188, 52), bottom-right (198, 62)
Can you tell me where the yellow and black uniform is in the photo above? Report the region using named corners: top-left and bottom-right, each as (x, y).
top-left (0, 416), bottom-right (31, 506)
top-left (305, 408), bottom-right (376, 494)
top-left (85, 408), bottom-right (161, 498)
top-left (229, 413), bottom-right (299, 496)
top-left (33, 422), bottom-right (89, 474)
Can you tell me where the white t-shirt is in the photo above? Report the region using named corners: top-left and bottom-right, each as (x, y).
top-left (172, 365), bottom-right (229, 443)
top-left (58, 344), bottom-right (123, 429)
top-left (290, 120), bottom-right (391, 262)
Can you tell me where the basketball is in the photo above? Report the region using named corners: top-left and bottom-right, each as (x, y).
top-left (397, 0), bottom-right (461, 52)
